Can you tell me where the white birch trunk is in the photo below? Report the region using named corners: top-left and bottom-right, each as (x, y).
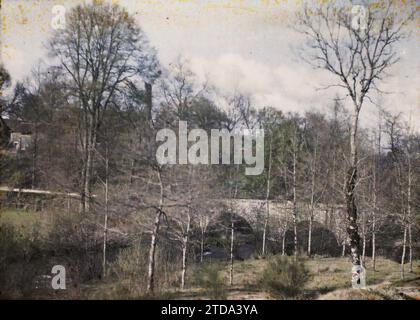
top-left (346, 105), bottom-right (362, 286)
top-left (292, 137), bottom-right (298, 257)
top-left (308, 142), bottom-right (317, 257)
top-left (200, 229), bottom-right (205, 263)
top-left (181, 213), bottom-right (191, 290)
top-left (102, 150), bottom-right (109, 279)
top-left (262, 137), bottom-right (272, 256)
top-left (229, 216), bottom-right (234, 286)
top-left (407, 155), bottom-right (413, 273)
top-left (401, 225), bottom-right (407, 280)
top-left (147, 169), bottom-right (164, 293)
top-left (282, 229), bottom-right (287, 256)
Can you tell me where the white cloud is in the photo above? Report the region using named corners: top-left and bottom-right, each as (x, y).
top-left (188, 53), bottom-right (340, 114)
top-left (1, 0), bottom-right (417, 130)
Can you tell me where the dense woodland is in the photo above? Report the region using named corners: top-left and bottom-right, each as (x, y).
top-left (0, 1), bottom-right (419, 299)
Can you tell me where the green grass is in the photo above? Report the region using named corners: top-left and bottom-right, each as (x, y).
top-left (0, 208), bottom-right (70, 239)
top-left (182, 256), bottom-right (420, 300)
top-left (0, 208), bottom-right (39, 226)
top-left (0, 208), bottom-right (49, 239)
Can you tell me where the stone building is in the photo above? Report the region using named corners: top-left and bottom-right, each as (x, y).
top-left (2, 119), bottom-right (32, 152)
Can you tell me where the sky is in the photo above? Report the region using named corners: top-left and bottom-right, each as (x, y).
top-left (1, 0), bottom-right (419, 131)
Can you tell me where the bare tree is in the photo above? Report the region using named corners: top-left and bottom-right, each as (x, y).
top-left (292, 129), bottom-right (299, 257)
top-left (303, 112), bottom-right (329, 257)
top-left (49, 3), bottom-right (156, 212)
top-left (160, 58), bottom-right (207, 121)
top-left (229, 166), bottom-right (240, 286)
top-left (95, 142), bottom-right (110, 279)
top-left (166, 166), bottom-right (215, 290)
top-left (383, 112), bottom-right (412, 279)
top-left (146, 167), bottom-right (164, 292)
top-left (401, 118), bottom-right (416, 274)
top-left (286, 118), bottom-right (304, 257)
top-left (198, 211), bottom-right (210, 263)
top-left (297, 0), bottom-right (413, 285)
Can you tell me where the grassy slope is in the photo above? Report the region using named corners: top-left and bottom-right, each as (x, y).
top-left (0, 208), bottom-right (53, 235)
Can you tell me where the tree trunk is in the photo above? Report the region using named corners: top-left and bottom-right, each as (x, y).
top-left (372, 166), bottom-right (377, 271)
top-left (145, 82), bottom-right (153, 125)
top-left (229, 166), bottom-right (239, 286)
top-left (408, 224), bottom-right (412, 273)
top-left (372, 122), bottom-right (381, 272)
top-left (308, 138), bottom-right (317, 257)
top-left (262, 137), bottom-right (272, 256)
top-left (181, 213), bottom-right (191, 290)
top-left (407, 155), bottom-right (413, 273)
top-left (83, 111), bottom-right (98, 212)
top-left (80, 110), bottom-right (89, 213)
top-left (346, 106), bottom-right (362, 287)
top-left (200, 229), bottom-right (205, 263)
top-left (84, 142), bottom-right (93, 211)
top-left (401, 225), bottom-right (407, 280)
top-left (361, 211), bottom-right (366, 266)
top-left (229, 216), bottom-right (234, 286)
top-left (102, 147), bottom-right (109, 279)
top-left (129, 158), bottom-right (136, 184)
top-left (147, 169), bottom-right (164, 293)
top-left (372, 217), bottom-right (376, 271)
top-left (281, 229), bottom-right (286, 256)
top-left (102, 209), bottom-right (108, 279)
top-left (362, 230), bottom-right (366, 266)
top-left (292, 137), bottom-right (298, 257)
top-left (308, 214), bottom-right (313, 257)
top-left (342, 241), bottom-right (346, 257)
top-left (262, 201), bottom-right (269, 256)
top-left (181, 239), bottom-right (187, 289)
top-left (147, 211), bottom-right (161, 293)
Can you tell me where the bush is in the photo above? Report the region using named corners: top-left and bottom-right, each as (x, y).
top-left (0, 222), bottom-right (44, 298)
top-left (195, 263), bottom-right (226, 299)
top-left (259, 256), bottom-right (311, 298)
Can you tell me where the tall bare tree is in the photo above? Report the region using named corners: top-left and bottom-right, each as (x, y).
top-left (297, 0), bottom-right (413, 285)
top-left (49, 3), bottom-right (156, 212)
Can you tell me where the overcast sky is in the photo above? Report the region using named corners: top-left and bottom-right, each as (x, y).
top-left (1, 0), bottom-right (419, 130)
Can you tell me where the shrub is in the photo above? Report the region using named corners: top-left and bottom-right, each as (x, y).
top-left (195, 263), bottom-right (226, 299)
top-left (0, 222), bottom-right (43, 298)
top-left (259, 256), bottom-right (311, 298)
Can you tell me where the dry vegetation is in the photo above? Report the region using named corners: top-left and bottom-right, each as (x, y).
top-left (44, 256), bottom-right (420, 300)
top-left (1, 207), bottom-right (418, 300)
